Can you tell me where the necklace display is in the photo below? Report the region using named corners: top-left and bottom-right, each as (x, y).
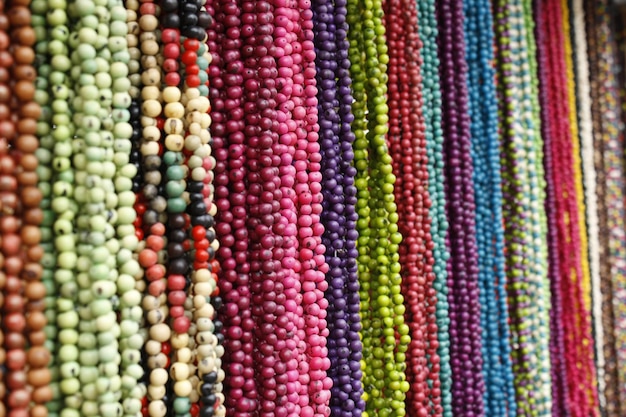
top-left (12, 0), bottom-right (626, 417)
top-left (384, 0), bottom-right (442, 414)
top-left (312, 0), bottom-right (365, 416)
top-left (463, 0), bottom-right (515, 414)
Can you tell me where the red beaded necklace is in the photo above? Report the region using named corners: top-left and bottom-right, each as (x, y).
top-left (384, 0), bottom-right (442, 415)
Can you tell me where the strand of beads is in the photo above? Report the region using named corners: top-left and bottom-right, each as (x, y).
top-left (179, 3), bottom-right (225, 414)
top-left (42, 0), bottom-right (80, 411)
top-left (208, 0), bottom-right (259, 415)
top-left (436, 0), bottom-right (484, 413)
top-left (291, 2), bottom-right (333, 415)
top-left (494, 1), bottom-right (553, 415)
top-left (346, 0), bottom-right (409, 416)
top-left (384, 0), bottom-right (442, 414)
top-left (32, 0), bottom-right (61, 413)
top-left (534, 3), bottom-right (568, 415)
top-left (31, 0), bottom-right (59, 414)
top-left (463, 0), bottom-right (515, 413)
top-left (414, 0), bottom-right (452, 413)
top-left (312, 0), bottom-right (364, 415)
top-left (8, 0), bottom-right (52, 415)
top-left (586, 0), bottom-right (626, 409)
top-left (138, 1), bottom-right (171, 415)
top-left (536, 0), bottom-right (600, 414)
top-left (571, 0), bottom-right (605, 408)
top-left (158, 0), bottom-right (193, 413)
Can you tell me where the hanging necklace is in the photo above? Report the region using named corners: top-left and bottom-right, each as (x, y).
top-left (494, 1), bottom-right (553, 415)
top-left (414, 0), bottom-right (452, 414)
top-left (384, 0), bottom-right (443, 414)
top-left (313, 0), bottom-right (365, 414)
top-left (586, 0), bottom-right (626, 410)
top-left (208, 0), bottom-right (260, 414)
top-left (346, 0), bottom-right (409, 416)
top-left (571, 0), bottom-right (605, 409)
top-left (463, 0), bottom-right (516, 413)
top-left (436, 0), bottom-right (485, 414)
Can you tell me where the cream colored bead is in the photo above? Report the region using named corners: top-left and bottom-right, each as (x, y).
top-left (141, 86), bottom-right (160, 101)
top-left (164, 118), bottom-right (184, 134)
top-left (188, 122), bottom-right (203, 136)
top-left (145, 340), bottom-right (161, 356)
top-left (188, 155), bottom-right (203, 169)
top-left (149, 323), bottom-right (171, 343)
top-left (200, 113), bottom-right (212, 129)
top-left (139, 14), bottom-right (158, 31)
top-left (176, 347), bottom-right (192, 363)
top-left (196, 330), bottom-right (216, 346)
top-left (170, 362), bottom-right (190, 381)
top-left (141, 100), bottom-right (162, 118)
top-left (164, 102), bottom-right (185, 119)
top-left (141, 68), bottom-right (161, 87)
top-left (142, 295), bottom-right (159, 310)
top-left (184, 135), bottom-right (202, 151)
top-left (150, 368), bottom-right (168, 386)
top-left (198, 128), bottom-right (212, 145)
top-left (143, 125), bottom-right (161, 142)
top-left (171, 332), bottom-right (189, 349)
top-left (193, 269), bottom-right (212, 283)
top-left (186, 87), bottom-right (200, 100)
top-left (196, 344), bottom-right (215, 359)
top-left (197, 357), bottom-right (216, 375)
top-left (163, 86), bottom-right (182, 103)
top-left (194, 282), bottom-right (214, 297)
top-left (173, 380), bottom-right (193, 397)
top-left (193, 295), bottom-right (207, 309)
top-left (148, 384), bottom-right (166, 401)
top-left (196, 317), bottom-right (213, 332)
top-left (148, 400), bottom-right (167, 417)
top-left (164, 134), bottom-right (184, 152)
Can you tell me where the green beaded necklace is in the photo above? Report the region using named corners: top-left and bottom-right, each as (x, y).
top-left (416, 0), bottom-right (452, 415)
top-left (347, 0), bottom-right (409, 416)
top-left (31, 0), bottom-right (61, 415)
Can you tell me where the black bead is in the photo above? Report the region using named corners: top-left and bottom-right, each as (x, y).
top-left (201, 394), bottom-right (216, 406)
top-left (211, 296), bottom-right (223, 310)
top-left (182, 14), bottom-right (198, 27)
top-left (191, 214), bottom-right (210, 227)
top-left (168, 257), bottom-right (189, 275)
top-left (189, 192), bottom-right (204, 202)
top-left (168, 213), bottom-right (186, 229)
top-left (187, 181), bottom-right (204, 193)
top-left (183, 2), bottom-right (198, 13)
top-left (200, 383), bottom-right (213, 396)
top-left (188, 200), bottom-right (207, 216)
top-left (162, 13), bottom-right (180, 28)
top-left (203, 372), bottom-right (217, 383)
top-left (200, 406), bottom-right (214, 417)
top-left (213, 320), bottom-right (223, 333)
top-left (167, 242), bottom-right (186, 258)
top-left (168, 229), bottom-right (187, 243)
top-left (198, 12), bottom-right (212, 28)
top-left (182, 26), bottom-right (205, 40)
top-left (161, 0), bottom-right (178, 12)
top-left (216, 333), bottom-right (224, 344)
top-left (205, 228), bottom-right (216, 242)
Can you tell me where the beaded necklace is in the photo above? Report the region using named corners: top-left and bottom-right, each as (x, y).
top-left (536, 0), bottom-right (599, 414)
top-left (414, 0), bottom-right (452, 414)
top-left (208, 0), bottom-right (259, 415)
top-left (494, 1), bottom-right (553, 415)
top-left (463, 0), bottom-right (515, 413)
top-left (436, 0), bottom-right (485, 414)
top-left (586, 0), bottom-right (626, 410)
top-left (570, 0), bottom-right (605, 408)
top-left (312, 0), bottom-right (365, 416)
top-left (32, 0), bottom-right (61, 414)
top-left (346, 0), bottom-right (409, 416)
top-left (384, 0), bottom-right (443, 414)
top-left (139, 1), bottom-right (172, 414)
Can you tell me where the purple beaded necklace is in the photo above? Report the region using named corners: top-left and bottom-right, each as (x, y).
top-left (437, 0), bottom-right (484, 413)
top-left (312, 0), bottom-right (364, 416)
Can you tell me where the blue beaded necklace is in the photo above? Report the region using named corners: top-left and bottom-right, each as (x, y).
top-left (463, 0), bottom-right (516, 414)
top-left (416, 0), bottom-right (452, 415)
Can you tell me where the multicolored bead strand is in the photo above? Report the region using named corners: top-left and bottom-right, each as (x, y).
top-left (346, 0), bottom-right (409, 416)
top-left (535, 0), bottom-right (599, 414)
top-left (414, 0), bottom-right (452, 414)
top-left (384, 0), bottom-right (444, 414)
top-left (464, 0), bottom-right (515, 413)
top-left (494, 0), bottom-right (553, 414)
top-left (585, 0), bottom-right (626, 411)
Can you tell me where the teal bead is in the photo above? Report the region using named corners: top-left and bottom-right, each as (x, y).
top-left (167, 198), bottom-right (187, 213)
